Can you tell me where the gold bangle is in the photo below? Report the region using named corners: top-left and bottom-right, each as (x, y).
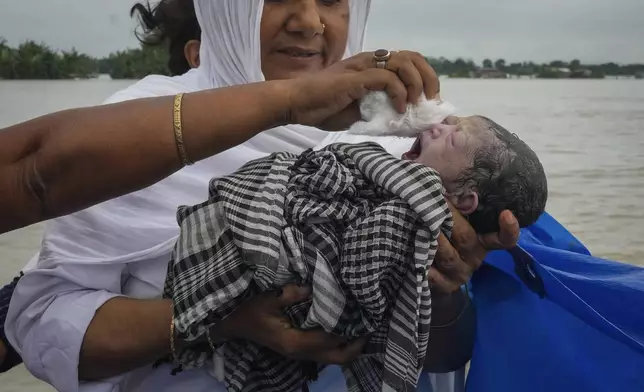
top-left (170, 309), bottom-right (177, 361)
top-left (173, 93), bottom-right (193, 166)
top-left (206, 327), bottom-right (217, 352)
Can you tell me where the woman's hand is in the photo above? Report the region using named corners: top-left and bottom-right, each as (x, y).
top-left (429, 205), bottom-right (520, 293)
top-left (285, 50), bottom-right (440, 132)
top-left (212, 284), bottom-right (366, 364)
top-left (331, 50), bottom-right (441, 108)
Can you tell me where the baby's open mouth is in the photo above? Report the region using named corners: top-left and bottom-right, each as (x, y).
top-left (402, 135), bottom-right (422, 160)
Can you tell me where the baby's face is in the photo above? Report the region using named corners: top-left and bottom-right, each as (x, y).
top-left (402, 115), bottom-right (496, 192)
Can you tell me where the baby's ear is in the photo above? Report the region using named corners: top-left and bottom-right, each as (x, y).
top-left (446, 190), bottom-right (479, 216)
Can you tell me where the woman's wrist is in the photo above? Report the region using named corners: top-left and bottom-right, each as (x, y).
top-left (431, 286), bottom-right (469, 327)
top-left (210, 311), bottom-right (243, 343)
top-left (424, 287), bottom-right (476, 372)
top-left (270, 78), bottom-right (300, 127)
top-left (173, 311), bottom-right (240, 354)
top-left (177, 79), bottom-right (295, 164)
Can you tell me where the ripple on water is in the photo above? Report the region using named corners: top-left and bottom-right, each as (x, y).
top-left (544, 148), bottom-right (585, 156)
top-left (559, 168), bottom-right (644, 181)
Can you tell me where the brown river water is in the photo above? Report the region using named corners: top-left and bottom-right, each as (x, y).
top-left (0, 78), bottom-right (642, 391)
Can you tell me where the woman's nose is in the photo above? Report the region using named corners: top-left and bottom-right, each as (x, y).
top-left (285, 0), bottom-right (324, 38)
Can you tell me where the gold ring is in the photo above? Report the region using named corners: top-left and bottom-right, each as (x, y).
top-left (373, 49), bottom-right (392, 69)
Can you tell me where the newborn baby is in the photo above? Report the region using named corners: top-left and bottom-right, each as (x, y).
top-left (164, 114), bottom-right (547, 392)
top-left (401, 114), bottom-right (547, 233)
top-left (347, 91), bottom-right (547, 232)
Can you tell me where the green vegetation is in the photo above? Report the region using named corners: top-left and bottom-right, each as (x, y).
top-left (0, 39), bottom-right (169, 80)
top-left (426, 57), bottom-right (644, 79)
top-left (98, 46), bottom-right (169, 79)
top-left (1, 39), bottom-right (643, 80)
top-left (0, 40), bottom-right (98, 79)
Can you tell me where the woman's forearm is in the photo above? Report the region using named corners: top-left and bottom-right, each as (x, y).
top-left (424, 289), bottom-right (476, 373)
top-left (0, 80), bottom-right (291, 234)
top-left (78, 297), bottom-right (174, 381)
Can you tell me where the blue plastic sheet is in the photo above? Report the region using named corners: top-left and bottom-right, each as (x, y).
top-left (467, 212), bottom-right (644, 392)
top-left (311, 212), bottom-right (644, 392)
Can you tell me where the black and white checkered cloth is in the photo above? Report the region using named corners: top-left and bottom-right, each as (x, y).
top-left (0, 273), bottom-right (23, 373)
top-left (164, 142), bottom-right (452, 392)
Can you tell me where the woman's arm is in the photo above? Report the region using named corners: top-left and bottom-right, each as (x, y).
top-left (0, 81), bottom-right (291, 234)
top-left (79, 285), bottom-right (366, 381)
top-left (0, 59), bottom-right (423, 235)
top-left (423, 288), bottom-right (476, 373)
top-left (79, 297), bottom-right (174, 381)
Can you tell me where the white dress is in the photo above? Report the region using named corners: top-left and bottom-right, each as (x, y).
top-left (4, 72), bottom-right (328, 392)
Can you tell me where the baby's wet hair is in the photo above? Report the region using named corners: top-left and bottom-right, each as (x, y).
top-left (454, 117), bottom-right (548, 233)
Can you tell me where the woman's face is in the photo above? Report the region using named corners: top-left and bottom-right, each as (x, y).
top-left (261, 0), bottom-right (350, 80)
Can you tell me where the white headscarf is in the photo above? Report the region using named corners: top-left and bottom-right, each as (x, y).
top-left (26, 0), bottom-right (372, 270)
top-left (191, 0), bottom-right (371, 153)
top-left (195, 0), bottom-right (370, 87)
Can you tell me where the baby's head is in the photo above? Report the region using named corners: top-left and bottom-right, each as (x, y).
top-left (402, 115), bottom-right (548, 233)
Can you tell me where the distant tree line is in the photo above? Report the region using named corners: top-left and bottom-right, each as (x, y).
top-left (426, 57), bottom-right (644, 79)
top-left (98, 46), bottom-right (169, 79)
top-left (1, 39), bottom-right (643, 80)
top-left (0, 39), bottom-right (169, 80)
top-left (0, 40), bottom-right (99, 79)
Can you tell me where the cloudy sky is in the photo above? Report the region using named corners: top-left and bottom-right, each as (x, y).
top-left (0, 0), bottom-right (642, 64)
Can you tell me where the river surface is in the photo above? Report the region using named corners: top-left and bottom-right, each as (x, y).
top-left (0, 78), bottom-right (643, 391)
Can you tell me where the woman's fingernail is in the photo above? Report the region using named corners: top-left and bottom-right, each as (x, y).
top-left (504, 213), bottom-right (516, 226)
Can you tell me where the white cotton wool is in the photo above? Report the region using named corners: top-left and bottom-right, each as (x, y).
top-left (348, 91), bottom-right (456, 137)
